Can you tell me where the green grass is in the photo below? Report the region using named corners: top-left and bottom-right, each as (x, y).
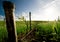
top-left (0, 21), bottom-right (60, 42)
top-left (0, 21), bottom-right (8, 42)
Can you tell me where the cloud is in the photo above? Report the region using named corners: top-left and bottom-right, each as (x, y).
top-left (30, 0), bottom-right (60, 21)
top-left (0, 15), bottom-right (5, 21)
top-left (15, 0), bottom-right (60, 21)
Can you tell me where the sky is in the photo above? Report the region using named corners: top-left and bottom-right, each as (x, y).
top-left (0, 0), bottom-right (60, 21)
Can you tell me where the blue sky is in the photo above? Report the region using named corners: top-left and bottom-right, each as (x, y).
top-left (0, 0), bottom-right (60, 21)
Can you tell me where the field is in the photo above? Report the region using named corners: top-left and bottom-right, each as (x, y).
top-left (0, 21), bottom-right (60, 42)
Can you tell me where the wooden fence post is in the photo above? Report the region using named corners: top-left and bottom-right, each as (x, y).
top-left (29, 12), bottom-right (31, 31)
top-left (3, 1), bottom-right (17, 42)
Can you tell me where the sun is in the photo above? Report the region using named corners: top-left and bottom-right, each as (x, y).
top-left (43, 6), bottom-right (57, 21)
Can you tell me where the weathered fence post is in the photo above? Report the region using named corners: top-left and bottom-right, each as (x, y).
top-left (3, 1), bottom-right (17, 42)
top-left (29, 12), bottom-right (31, 31)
